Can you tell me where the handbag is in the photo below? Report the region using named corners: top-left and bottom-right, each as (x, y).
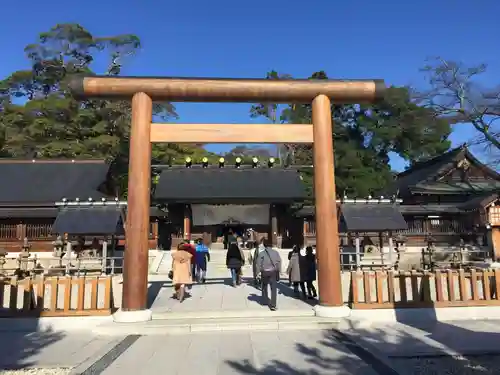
top-left (168, 270), bottom-right (173, 280)
top-left (264, 249), bottom-right (280, 282)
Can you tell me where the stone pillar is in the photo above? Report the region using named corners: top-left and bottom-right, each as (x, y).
top-left (492, 227), bottom-right (500, 261)
top-left (183, 205), bottom-right (191, 241)
top-left (303, 219), bottom-right (308, 246)
top-left (388, 231), bottom-right (394, 267)
top-left (311, 95), bottom-right (349, 318)
top-left (101, 240), bottom-right (108, 275)
top-left (354, 234), bottom-right (361, 269)
top-left (152, 220), bottom-right (159, 249)
top-left (65, 234), bottom-right (73, 274)
top-left (116, 92), bottom-right (153, 323)
top-left (270, 204), bottom-right (278, 247)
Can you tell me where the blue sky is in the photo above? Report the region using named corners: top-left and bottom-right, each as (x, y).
top-left (1, 0), bottom-right (499, 171)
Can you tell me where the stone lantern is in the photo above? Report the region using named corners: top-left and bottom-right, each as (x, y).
top-left (16, 237), bottom-right (31, 277)
top-left (51, 235), bottom-right (67, 274)
top-left (395, 234), bottom-right (407, 252)
top-left (458, 238), bottom-right (467, 266)
top-left (0, 249), bottom-right (7, 277)
top-left (421, 233), bottom-right (436, 270)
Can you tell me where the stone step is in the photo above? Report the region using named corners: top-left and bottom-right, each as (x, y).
top-left (152, 309), bottom-right (315, 320)
top-left (94, 315), bottom-right (339, 336)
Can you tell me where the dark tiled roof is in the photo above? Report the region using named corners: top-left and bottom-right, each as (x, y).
top-left (388, 146), bottom-right (500, 197)
top-left (399, 204), bottom-right (463, 215)
top-left (154, 168), bottom-right (306, 202)
top-left (295, 203), bottom-right (408, 232)
top-left (460, 193), bottom-right (499, 211)
top-left (295, 206), bottom-right (315, 217)
top-left (397, 146), bottom-right (466, 178)
top-left (149, 206), bottom-right (169, 217)
top-left (0, 160), bottom-right (110, 204)
top-left (393, 194), bottom-right (499, 215)
top-left (0, 205), bottom-right (165, 220)
top-left (52, 207), bottom-right (125, 235)
top-left (0, 207), bottom-right (58, 218)
top-left (410, 181), bottom-right (500, 195)
top-left (340, 204), bottom-right (407, 232)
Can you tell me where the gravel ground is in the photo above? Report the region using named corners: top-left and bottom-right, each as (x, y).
top-left (392, 355), bottom-right (500, 375)
top-left (0, 369), bottom-right (71, 375)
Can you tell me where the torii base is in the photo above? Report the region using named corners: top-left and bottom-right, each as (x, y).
top-left (314, 304), bottom-right (351, 318)
top-left (113, 309), bottom-right (153, 323)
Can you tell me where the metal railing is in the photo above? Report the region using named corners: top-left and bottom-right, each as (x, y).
top-left (338, 246), bottom-right (492, 272)
top-left (0, 255), bottom-right (128, 277)
top-left (421, 248), bottom-right (492, 271)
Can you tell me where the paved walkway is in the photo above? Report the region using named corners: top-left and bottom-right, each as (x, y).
top-left (4, 251), bottom-right (500, 374)
top-left (147, 253), bottom-right (316, 315)
top-left (98, 330), bottom-right (381, 375)
top-left (5, 320), bottom-right (500, 374)
top-left (0, 330), bottom-right (381, 375)
top-left (0, 331), bottom-right (122, 374)
top-left (343, 319), bottom-right (500, 374)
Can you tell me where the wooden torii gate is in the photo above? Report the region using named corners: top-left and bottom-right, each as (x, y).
top-left (69, 76), bottom-right (385, 321)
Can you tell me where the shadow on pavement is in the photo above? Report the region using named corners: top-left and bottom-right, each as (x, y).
top-left (246, 278), bottom-right (319, 307)
top-left (223, 303), bottom-right (500, 374)
top-left (0, 316), bottom-right (65, 370)
top-left (147, 280), bottom-right (168, 307)
top-left (225, 328), bottom-right (395, 375)
top-left (392, 306), bottom-right (500, 374)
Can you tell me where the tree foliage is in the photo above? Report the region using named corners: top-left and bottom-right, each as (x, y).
top-left (252, 71), bottom-right (452, 198)
top-left (0, 23), bottom-right (215, 195)
top-left (222, 145), bottom-right (273, 164)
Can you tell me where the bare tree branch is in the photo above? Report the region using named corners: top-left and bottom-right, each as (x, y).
top-left (416, 57), bottom-right (500, 154)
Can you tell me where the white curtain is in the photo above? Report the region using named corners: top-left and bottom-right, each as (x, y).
top-left (191, 204), bottom-right (270, 226)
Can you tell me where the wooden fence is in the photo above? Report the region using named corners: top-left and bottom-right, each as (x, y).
top-left (350, 270), bottom-right (500, 309)
top-left (0, 276), bottom-right (113, 317)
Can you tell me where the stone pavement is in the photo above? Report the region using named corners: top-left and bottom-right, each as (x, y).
top-left (4, 250), bottom-right (500, 374)
top-left (0, 331), bottom-right (123, 374)
top-left (4, 318), bottom-right (500, 374)
top-left (342, 319), bottom-right (500, 374)
top-left (147, 252), bottom-right (317, 316)
top-left (6, 320), bottom-right (500, 374)
top-left (83, 330), bottom-right (382, 375)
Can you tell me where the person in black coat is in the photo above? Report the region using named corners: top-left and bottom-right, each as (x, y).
top-left (300, 246), bottom-right (317, 299)
top-left (226, 242), bottom-right (244, 287)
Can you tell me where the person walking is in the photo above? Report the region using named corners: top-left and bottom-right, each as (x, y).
top-left (257, 239), bottom-right (282, 311)
top-left (287, 245), bottom-right (306, 298)
top-left (171, 243), bottom-right (193, 302)
top-left (226, 242), bottom-right (244, 287)
top-left (195, 237), bottom-right (210, 283)
top-left (252, 237), bottom-right (266, 286)
top-left (302, 246), bottom-right (318, 299)
top-left (287, 248), bottom-right (295, 286)
top-left (224, 229), bottom-right (236, 250)
top-left (180, 239), bottom-right (197, 283)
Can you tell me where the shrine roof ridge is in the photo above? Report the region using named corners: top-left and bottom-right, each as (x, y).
top-left (0, 158), bottom-right (106, 164)
top-left (151, 164), bottom-right (313, 170)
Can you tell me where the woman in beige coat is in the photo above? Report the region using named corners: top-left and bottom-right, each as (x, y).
top-left (171, 243), bottom-right (193, 302)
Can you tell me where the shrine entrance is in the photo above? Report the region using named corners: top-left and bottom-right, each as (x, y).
top-left (69, 75), bottom-right (385, 321)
